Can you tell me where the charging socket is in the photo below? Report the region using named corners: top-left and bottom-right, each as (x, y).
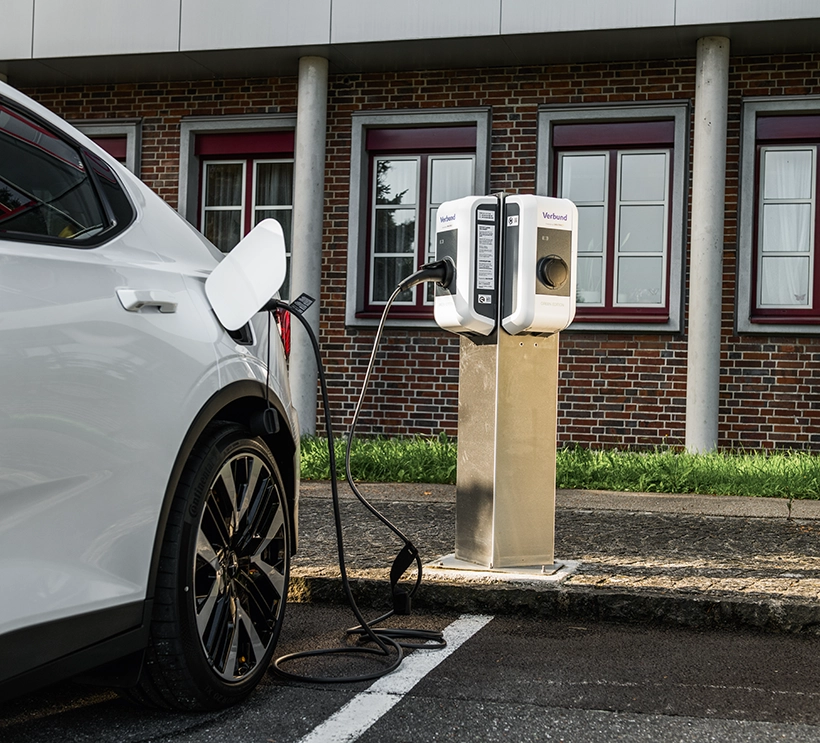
top-left (501, 195), bottom-right (578, 335)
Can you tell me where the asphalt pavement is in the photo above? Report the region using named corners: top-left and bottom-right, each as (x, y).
top-left (291, 482), bottom-right (820, 634)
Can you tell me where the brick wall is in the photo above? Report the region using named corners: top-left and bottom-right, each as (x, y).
top-left (719, 54), bottom-right (820, 451)
top-left (22, 52), bottom-right (820, 450)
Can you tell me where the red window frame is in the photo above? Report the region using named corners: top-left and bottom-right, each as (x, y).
top-left (751, 115), bottom-right (820, 324)
top-left (358, 126), bottom-right (477, 319)
top-left (553, 120), bottom-right (675, 323)
top-left (196, 131), bottom-right (294, 241)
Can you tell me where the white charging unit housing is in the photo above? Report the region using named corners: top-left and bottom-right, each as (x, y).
top-left (501, 195), bottom-right (578, 335)
top-left (433, 195), bottom-right (500, 336)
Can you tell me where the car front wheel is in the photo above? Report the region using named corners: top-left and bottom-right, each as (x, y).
top-left (130, 423), bottom-right (290, 711)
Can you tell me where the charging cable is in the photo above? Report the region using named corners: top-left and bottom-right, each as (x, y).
top-left (268, 259), bottom-right (454, 683)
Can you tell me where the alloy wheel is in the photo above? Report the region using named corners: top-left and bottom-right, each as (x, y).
top-left (193, 451), bottom-right (288, 682)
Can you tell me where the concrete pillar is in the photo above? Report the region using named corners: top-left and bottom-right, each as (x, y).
top-left (289, 56), bottom-right (328, 436)
top-left (685, 37), bottom-right (730, 453)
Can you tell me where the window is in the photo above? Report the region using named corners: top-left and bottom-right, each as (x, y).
top-left (179, 116), bottom-right (297, 299)
top-left (737, 103), bottom-right (820, 331)
top-left (538, 105), bottom-right (688, 332)
top-left (196, 131), bottom-right (294, 298)
top-left (365, 131), bottom-right (475, 315)
top-left (756, 144), bottom-right (815, 313)
top-left (72, 120), bottom-right (141, 174)
top-left (0, 102), bottom-right (133, 246)
top-left (555, 123), bottom-right (672, 321)
top-left (347, 109), bottom-right (491, 327)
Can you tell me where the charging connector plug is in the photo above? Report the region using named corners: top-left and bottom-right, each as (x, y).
top-left (397, 258), bottom-right (455, 293)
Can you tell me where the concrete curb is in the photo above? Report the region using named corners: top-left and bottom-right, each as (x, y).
top-left (289, 574), bottom-right (820, 635)
top-left (293, 483), bottom-right (820, 635)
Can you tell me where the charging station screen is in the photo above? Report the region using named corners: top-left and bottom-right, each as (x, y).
top-left (473, 206), bottom-right (499, 319)
top-left (476, 223), bottom-right (496, 290)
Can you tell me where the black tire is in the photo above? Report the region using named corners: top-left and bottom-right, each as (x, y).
top-left (129, 423), bottom-right (290, 711)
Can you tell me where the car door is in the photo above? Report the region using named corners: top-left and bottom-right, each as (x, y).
top-left (0, 97), bottom-right (220, 673)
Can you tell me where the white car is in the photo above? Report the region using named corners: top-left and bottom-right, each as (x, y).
top-left (0, 81), bottom-right (299, 710)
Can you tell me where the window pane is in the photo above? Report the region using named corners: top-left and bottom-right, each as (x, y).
top-left (256, 208), bottom-right (293, 252)
top-left (577, 256), bottom-right (603, 304)
top-left (760, 256), bottom-right (810, 306)
top-left (375, 209), bottom-right (415, 254)
top-left (375, 159), bottom-right (417, 205)
top-left (204, 210), bottom-right (241, 252)
top-left (620, 153), bottom-right (666, 201)
top-left (205, 163), bottom-right (243, 206)
top-left (619, 205), bottom-right (665, 253)
top-left (617, 256), bottom-right (663, 304)
top-left (0, 107), bottom-right (107, 241)
top-left (256, 161), bottom-right (293, 205)
top-left (761, 203), bottom-right (812, 253)
top-left (577, 205), bottom-right (604, 253)
top-left (373, 256), bottom-right (415, 302)
top-left (561, 154), bottom-right (606, 203)
top-left (763, 149), bottom-right (813, 200)
top-left (430, 157), bottom-right (473, 204)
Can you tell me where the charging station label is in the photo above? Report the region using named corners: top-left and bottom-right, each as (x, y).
top-left (477, 224), bottom-right (496, 290)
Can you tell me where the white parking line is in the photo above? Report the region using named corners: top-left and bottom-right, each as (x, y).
top-left (296, 614), bottom-right (494, 743)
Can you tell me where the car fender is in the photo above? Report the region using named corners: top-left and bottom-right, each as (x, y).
top-left (144, 378), bottom-right (299, 604)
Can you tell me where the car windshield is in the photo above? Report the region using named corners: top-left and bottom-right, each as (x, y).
top-left (0, 105), bottom-right (107, 240)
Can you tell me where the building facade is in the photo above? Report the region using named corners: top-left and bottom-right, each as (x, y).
top-left (4, 1), bottom-right (820, 451)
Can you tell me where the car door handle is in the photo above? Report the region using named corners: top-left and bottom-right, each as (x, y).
top-left (116, 289), bottom-right (178, 314)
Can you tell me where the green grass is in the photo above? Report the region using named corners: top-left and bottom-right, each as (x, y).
top-left (301, 434), bottom-right (458, 484)
top-left (300, 435), bottom-right (820, 499)
top-left (556, 446), bottom-right (820, 499)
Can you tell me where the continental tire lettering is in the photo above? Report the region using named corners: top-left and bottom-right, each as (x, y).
top-left (186, 458), bottom-right (220, 523)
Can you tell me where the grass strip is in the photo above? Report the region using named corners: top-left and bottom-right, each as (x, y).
top-left (300, 436), bottom-right (820, 499)
top-left (300, 434), bottom-right (458, 485)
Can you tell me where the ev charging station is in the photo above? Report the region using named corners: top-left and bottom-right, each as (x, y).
top-left (433, 194), bottom-right (577, 570)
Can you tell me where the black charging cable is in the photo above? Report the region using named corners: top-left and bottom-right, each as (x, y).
top-left (268, 259), bottom-right (454, 683)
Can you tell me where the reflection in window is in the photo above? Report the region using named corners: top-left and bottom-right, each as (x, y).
top-left (559, 148), bottom-right (669, 309)
top-left (369, 155), bottom-right (474, 307)
top-left (0, 105), bottom-right (112, 242)
top-left (425, 157), bottom-right (474, 302)
top-left (359, 124), bottom-right (478, 318)
top-left (616, 151), bottom-right (668, 305)
top-left (562, 154), bottom-right (607, 305)
top-left (371, 158), bottom-right (418, 303)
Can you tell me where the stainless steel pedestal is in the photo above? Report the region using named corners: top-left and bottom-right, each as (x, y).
top-left (455, 331), bottom-right (559, 568)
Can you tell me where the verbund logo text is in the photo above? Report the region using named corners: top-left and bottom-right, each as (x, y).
top-left (439, 213), bottom-right (456, 223)
top-left (542, 212), bottom-right (568, 221)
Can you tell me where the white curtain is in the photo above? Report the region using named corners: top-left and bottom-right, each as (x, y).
top-left (760, 148), bottom-right (813, 306)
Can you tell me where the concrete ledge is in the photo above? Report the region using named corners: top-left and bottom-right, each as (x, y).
top-left (289, 574), bottom-right (820, 635)
top-left (292, 484), bottom-right (820, 635)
